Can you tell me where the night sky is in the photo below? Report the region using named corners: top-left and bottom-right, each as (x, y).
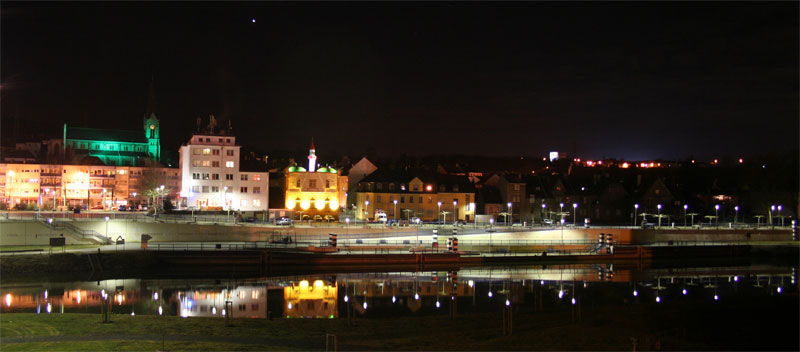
top-left (1, 2), bottom-right (797, 161)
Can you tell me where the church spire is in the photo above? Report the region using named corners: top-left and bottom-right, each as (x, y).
top-left (308, 137), bottom-right (317, 172)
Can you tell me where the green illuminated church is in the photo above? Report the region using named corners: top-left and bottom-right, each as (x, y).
top-left (62, 81), bottom-right (161, 166)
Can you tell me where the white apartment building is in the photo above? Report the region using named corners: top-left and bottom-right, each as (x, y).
top-left (178, 134), bottom-right (268, 211)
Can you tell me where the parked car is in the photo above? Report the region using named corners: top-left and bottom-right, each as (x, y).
top-left (117, 205), bottom-right (127, 211)
top-left (313, 215), bottom-right (323, 222)
top-left (324, 215), bottom-right (335, 222)
top-left (276, 217), bottom-right (293, 226)
top-left (243, 217), bottom-right (257, 223)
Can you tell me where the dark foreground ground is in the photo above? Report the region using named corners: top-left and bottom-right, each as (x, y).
top-left (2, 292), bottom-right (797, 351)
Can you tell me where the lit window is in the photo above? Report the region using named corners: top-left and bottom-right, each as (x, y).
top-left (240, 199), bottom-right (246, 207)
top-left (203, 148), bottom-right (211, 155)
top-left (226, 161), bottom-right (234, 168)
top-left (253, 199), bottom-right (261, 206)
top-left (253, 174), bottom-right (261, 181)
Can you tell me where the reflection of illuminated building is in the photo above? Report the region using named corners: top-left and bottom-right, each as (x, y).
top-left (284, 280), bottom-right (337, 318)
top-left (182, 286), bottom-right (267, 319)
top-left (284, 140), bottom-right (347, 220)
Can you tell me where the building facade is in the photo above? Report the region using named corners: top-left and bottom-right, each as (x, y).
top-left (178, 132), bottom-right (268, 211)
top-left (0, 163), bottom-right (179, 209)
top-left (355, 170), bottom-right (476, 222)
top-left (283, 141), bottom-right (348, 220)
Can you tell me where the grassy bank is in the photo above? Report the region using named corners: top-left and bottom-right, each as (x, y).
top-left (2, 292), bottom-right (797, 351)
top-left (0, 245), bottom-right (101, 253)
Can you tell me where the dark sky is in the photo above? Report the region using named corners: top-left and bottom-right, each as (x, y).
top-left (1, 2), bottom-right (798, 161)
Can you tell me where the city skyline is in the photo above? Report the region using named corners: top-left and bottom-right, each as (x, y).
top-left (1, 2), bottom-right (798, 160)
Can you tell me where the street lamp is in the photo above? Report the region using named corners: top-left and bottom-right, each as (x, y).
top-left (683, 204), bottom-right (688, 227)
top-left (778, 205), bottom-right (784, 226)
top-left (541, 203), bottom-right (547, 225)
top-left (572, 203), bottom-right (578, 226)
top-left (734, 206), bottom-right (739, 225)
top-left (437, 201), bottom-right (442, 224)
top-left (657, 204), bottom-right (662, 228)
top-left (454, 200), bottom-right (459, 225)
top-left (560, 218), bottom-right (566, 242)
top-left (715, 204), bottom-right (720, 228)
top-left (507, 202), bottom-right (512, 226)
top-left (633, 204), bottom-right (639, 227)
top-left (770, 205), bottom-right (775, 228)
top-left (132, 192), bottom-right (137, 210)
top-left (364, 200), bottom-right (370, 222)
top-left (393, 199), bottom-right (398, 222)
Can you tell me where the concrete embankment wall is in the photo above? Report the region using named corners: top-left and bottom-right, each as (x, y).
top-left (0, 220), bottom-right (418, 245)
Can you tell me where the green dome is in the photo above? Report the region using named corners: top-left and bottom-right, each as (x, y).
top-left (297, 167), bottom-right (307, 172)
top-left (328, 168), bottom-right (337, 173)
top-left (288, 166), bottom-right (297, 172)
top-left (317, 167), bottom-right (329, 173)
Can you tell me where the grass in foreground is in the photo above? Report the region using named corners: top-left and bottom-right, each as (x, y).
top-left (0, 245), bottom-right (101, 253)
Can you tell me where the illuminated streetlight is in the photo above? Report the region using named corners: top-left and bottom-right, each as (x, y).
top-left (778, 205), bottom-right (784, 226)
top-left (572, 203), bottom-right (578, 226)
top-left (507, 202), bottom-right (512, 226)
top-left (541, 203), bottom-right (547, 225)
top-left (437, 201), bottom-right (442, 224)
top-left (715, 204), bottom-right (720, 228)
top-left (393, 199), bottom-right (398, 222)
top-left (734, 206), bottom-right (739, 225)
top-left (364, 200), bottom-right (370, 221)
top-left (454, 200), bottom-right (459, 225)
top-left (657, 204), bottom-right (662, 228)
top-left (633, 204), bottom-right (639, 227)
top-left (683, 204), bottom-right (688, 227)
top-left (104, 216), bottom-right (110, 240)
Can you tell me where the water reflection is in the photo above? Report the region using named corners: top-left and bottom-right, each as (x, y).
top-left (1, 264), bottom-right (795, 320)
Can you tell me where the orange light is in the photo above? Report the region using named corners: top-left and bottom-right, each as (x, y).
top-left (597, 161), bottom-right (602, 165)
top-left (426, 185), bottom-right (432, 191)
top-left (621, 162), bottom-right (629, 169)
top-left (649, 162), bottom-right (654, 167)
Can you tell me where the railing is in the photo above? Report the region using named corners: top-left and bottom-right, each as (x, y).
top-left (34, 217), bottom-right (112, 244)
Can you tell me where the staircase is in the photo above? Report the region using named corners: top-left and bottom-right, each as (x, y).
top-left (36, 218), bottom-right (112, 245)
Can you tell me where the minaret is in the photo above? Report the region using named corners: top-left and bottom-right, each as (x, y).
top-left (308, 138), bottom-right (317, 172)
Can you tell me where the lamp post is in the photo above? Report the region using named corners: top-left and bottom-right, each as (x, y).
top-left (734, 206), bottom-right (739, 226)
top-left (507, 202), bottom-right (512, 227)
top-left (657, 204), bottom-right (662, 228)
top-left (572, 203), bottom-right (578, 226)
top-left (541, 203), bottom-right (547, 225)
top-left (559, 202), bottom-right (564, 218)
top-left (160, 185), bottom-right (165, 211)
top-left (437, 201), bottom-right (442, 224)
top-left (393, 199), bottom-right (398, 222)
top-left (778, 205), bottom-right (784, 226)
top-left (104, 216), bottom-right (110, 240)
top-left (683, 205), bottom-right (688, 227)
top-left (770, 205), bottom-right (775, 229)
top-left (345, 217), bottom-right (349, 238)
top-left (633, 204), bottom-right (639, 227)
top-left (714, 204), bottom-right (720, 228)
top-left (560, 218), bottom-right (565, 242)
top-left (454, 200), bottom-right (458, 225)
top-left (223, 186), bottom-right (229, 219)
top-left (132, 192), bottom-right (137, 210)
top-left (364, 200), bottom-right (370, 222)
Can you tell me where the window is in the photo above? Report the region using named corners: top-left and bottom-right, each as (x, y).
top-left (201, 160), bottom-right (211, 167)
top-left (325, 180), bottom-right (330, 188)
top-left (241, 174), bottom-right (248, 181)
top-left (400, 196), bottom-right (405, 203)
top-left (226, 174), bottom-right (233, 180)
top-left (309, 180), bottom-right (317, 188)
top-left (238, 304), bottom-right (246, 311)
top-left (226, 138), bottom-right (231, 143)
top-left (203, 148), bottom-right (211, 155)
top-left (251, 290), bottom-right (259, 299)
top-left (465, 195), bottom-right (470, 203)
top-left (376, 183), bottom-right (382, 191)
top-left (202, 186), bottom-right (209, 193)
top-left (191, 185), bottom-right (200, 192)
top-left (513, 184), bottom-right (520, 191)
top-left (226, 150), bottom-right (234, 156)
top-left (212, 174), bottom-right (219, 180)
top-left (212, 186), bottom-right (219, 192)
top-left (413, 184), bottom-right (419, 191)
top-left (296, 180), bottom-right (301, 188)
top-left (240, 199), bottom-right (247, 207)
top-left (202, 173), bottom-right (209, 180)
top-left (253, 187), bottom-right (260, 194)
top-left (253, 174), bottom-right (261, 181)
top-left (253, 199), bottom-right (261, 207)
top-left (192, 173), bottom-right (200, 180)
top-left (376, 195), bottom-right (382, 203)
top-left (205, 138), bottom-right (211, 142)
top-left (439, 185), bottom-right (445, 192)
top-left (226, 161), bottom-right (234, 168)
top-left (193, 160), bottom-right (201, 167)
top-left (240, 187), bottom-right (248, 193)
top-left (389, 183), bottom-right (395, 191)
top-left (212, 161), bottom-right (220, 167)
top-left (453, 185), bottom-right (459, 192)
top-left (419, 196), bottom-right (423, 203)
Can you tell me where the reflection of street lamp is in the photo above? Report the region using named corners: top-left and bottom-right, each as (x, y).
top-left (633, 204), bottom-right (639, 226)
top-left (223, 186), bottom-right (229, 218)
top-left (104, 216), bottom-right (110, 239)
top-left (132, 192), bottom-right (137, 210)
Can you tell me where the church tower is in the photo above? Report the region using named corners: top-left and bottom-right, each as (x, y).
top-left (143, 77), bottom-right (161, 161)
top-left (307, 138), bottom-right (317, 172)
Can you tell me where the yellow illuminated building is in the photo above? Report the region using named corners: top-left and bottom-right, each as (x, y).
top-left (283, 279), bottom-right (338, 318)
top-left (284, 140), bottom-right (347, 220)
